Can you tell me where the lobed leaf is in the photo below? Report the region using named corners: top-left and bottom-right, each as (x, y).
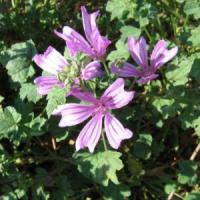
top-left (74, 150), bottom-right (123, 186)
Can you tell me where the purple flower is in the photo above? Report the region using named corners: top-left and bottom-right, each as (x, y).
top-left (112, 37), bottom-right (178, 84)
top-left (81, 60), bottom-right (103, 80)
top-left (33, 46), bottom-right (103, 95)
top-left (53, 78), bottom-right (134, 152)
top-left (54, 6), bottom-right (111, 60)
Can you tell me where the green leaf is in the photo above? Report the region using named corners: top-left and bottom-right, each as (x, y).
top-left (24, 115), bottom-right (46, 136)
top-left (55, 131), bottom-right (69, 142)
top-left (164, 182), bottom-right (177, 194)
top-left (33, 185), bottom-right (50, 200)
top-left (189, 54), bottom-right (200, 80)
top-left (133, 133), bottom-right (153, 160)
top-left (0, 40), bottom-right (34, 66)
top-left (74, 150), bottom-right (123, 186)
top-left (139, 16), bottom-right (149, 27)
top-left (0, 106), bottom-right (21, 138)
top-left (192, 117), bottom-right (200, 137)
top-left (106, 0), bottom-right (136, 20)
top-left (0, 192), bottom-right (17, 200)
top-left (103, 183), bottom-right (131, 200)
top-left (120, 26), bottom-right (141, 42)
top-left (107, 40), bottom-right (129, 61)
top-left (187, 25), bottom-right (200, 47)
top-left (0, 40), bottom-right (36, 84)
top-left (0, 95), bottom-right (4, 103)
top-left (0, 96), bottom-right (4, 109)
top-left (51, 176), bottom-right (73, 200)
top-left (165, 57), bottom-right (193, 86)
top-left (184, 192), bottom-right (200, 200)
top-left (14, 188), bottom-right (26, 199)
top-left (6, 57), bottom-right (35, 84)
top-left (20, 83), bottom-right (42, 103)
top-left (32, 168), bottom-right (50, 200)
top-left (152, 97), bottom-right (176, 119)
top-left (184, 0), bottom-right (200, 19)
top-left (177, 160), bottom-right (198, 186)
top-left (127, 156), bottom-right (144, 176)
top-left (46, 86), bottom-right (66, 117)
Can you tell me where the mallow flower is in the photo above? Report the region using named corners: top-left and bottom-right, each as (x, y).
top-left (53, 78), bottom-right (134, 153)
top-left (54, 6), bottom-right (111, 60)
top-left (33, 46), bottom-right (103, 95)
top-left (112, 37), bottom-right (178, 84)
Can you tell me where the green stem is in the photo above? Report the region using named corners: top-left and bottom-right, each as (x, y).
top-left (143, 27), bottom-right (152, 42)
top-left (11, 0), bottom-right (15, 8)
top-left (102, 60), bottom-right (110, 77)
top-left (170, 15), bottom-right (177, 36)
top-left (156, 17), bottom-right (165, 37)
top-left (160, 0), bottom-right (181, 19)
top-left (101, 130), bottom-right (108, 152)
top-left (183, 15), bottom-right (189, 27)
top-left (79, 78), bottom-right (85, 89)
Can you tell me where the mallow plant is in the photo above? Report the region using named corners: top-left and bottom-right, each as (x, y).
top-left (33, 6), bottom-right (178, 153)
top-left (2, 1), bottom-right (200, 199)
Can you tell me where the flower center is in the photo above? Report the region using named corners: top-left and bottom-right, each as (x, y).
top-left (93, 101), bottom-right (107, 115)
top-left (142, 67), bottom-right (154, 77)
top-left (57, 65), bottom-right (79, 84)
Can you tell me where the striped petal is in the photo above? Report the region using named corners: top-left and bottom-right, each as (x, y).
top-left (54, 26), bottom-right (93, 57)
top-left (104, 113), bottom-right (133, 149)
top-left (76, 113), bottom-right (103, 152)
top-left (81, 60), bottom-right (103, 80)
top-left (137, 73), bottom-right (159, 84)
top-left (150, 40), bottom-right (178, 69)
top-left (52, 103), bottom-right (95, 127)
top-left (70, 87), bottom-right (98, 104)
top-left (128, 37), bottom-right (148, 70)
top-left (101, 78), bottom-right (135, 109)
top-left (33, 46), bottom-right (67, 75)
top-left (81, 6), bottom-right (111, 59)
top-left (81, 6), bottom-right (99, 44)
top-left (112, 62), bottom-right (142, 78)
top-left (34, 76), bottom-right (64, 95)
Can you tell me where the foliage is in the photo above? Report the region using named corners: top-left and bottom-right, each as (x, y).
top-left (0, 0), bottom-right (200, 199)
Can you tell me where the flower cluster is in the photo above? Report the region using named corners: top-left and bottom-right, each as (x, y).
top-left (33, 6), bottom-right (178, 153)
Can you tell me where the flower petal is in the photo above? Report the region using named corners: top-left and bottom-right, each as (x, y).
top-left (104, 113), bottom-right (133, 149)
top-left (81, 60), bottom-right (103, 80)
top-left (156, 47), bottom-right (178, 68)
top-left (90, 30), bottom-right (111, 59)
top-left (150, 40), bottom-right (178, 69)
top-left (81, 6), bottom-right (99, 43)
top-left (76, 113), bottom-right (103, 152)
top-left (137, 73), bottom-right (159, 84)
top-left (53, 103), bottom-right (95, 127)
top-left (101, 78), bottom-right (135, 109)
top-left (70, 87), bottom-right (98, 104)
top-left (81, 6), bottom-right (111, 59)
top-left (54, 26), bottom-right (93, 57)
top-left (111, 62), bottom-right (142, 78)
top-left (34, 76), bottom-right (64, 95)
top-left (33, 46), bottom-right (67, 75)
top-left (150, 40), bottom-right (166, 63)
top-left (128, 37), bottom-right (148, 70)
